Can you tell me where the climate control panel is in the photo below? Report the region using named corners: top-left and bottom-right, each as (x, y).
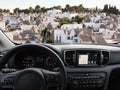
top-left (67, 72), bottom-right (106, 89)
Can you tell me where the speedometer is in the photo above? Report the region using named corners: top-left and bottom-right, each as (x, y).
top-left (45, 56), bottom-right (56, 68)
top-left (22, 56), bottom-right (35, 68)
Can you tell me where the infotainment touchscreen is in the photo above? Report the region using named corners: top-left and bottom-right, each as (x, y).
top-left (78, 55), bottom-right (88, 64)
top-left (77, 51), bottom-right (100, 66)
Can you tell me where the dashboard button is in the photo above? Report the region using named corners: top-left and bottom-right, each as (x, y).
top-left (72, 81), bottom-right (79, 88)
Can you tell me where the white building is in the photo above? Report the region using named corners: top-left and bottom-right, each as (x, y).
top-left (90, 14), bottom-right (101, 22)
top-left (54, 24), bottom-right (83, 43)
top-left (54, 29), bottom-right (76, 43)
top-left (3, 16), bottom-right (20, 25)
top-left (61, 24), bottom-right (83, 30)
top-left (42, 15), bottom-right (59, 28)
top-left (47, 9), bottom-right (84, 19)
top-left (47, 9), bottom-right (62, 15)
top-left (98, 28), bottom-right (106, 35)
top-left (2, 16), bottom-right (10, 21)
top-left (84, 22), bottom-right (100, 29)
top-left (54, 29), bottom-right (93, 44)
top-left (49, 12), bottom-right (71, 19)
top-left (118, 17), bottom-right (120, 28)
top-left (104, 29), bottom-right (116, 39)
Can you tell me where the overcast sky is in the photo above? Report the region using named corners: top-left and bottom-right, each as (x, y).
top-left (0, 0), bottom-right (120, 12)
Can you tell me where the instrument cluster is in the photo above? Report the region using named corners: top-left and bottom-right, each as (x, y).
top-left (14, 51), bottom-right (57, 70)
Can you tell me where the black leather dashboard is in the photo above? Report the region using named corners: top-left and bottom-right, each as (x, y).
top-left (45, 44), bottom-right (120, 90)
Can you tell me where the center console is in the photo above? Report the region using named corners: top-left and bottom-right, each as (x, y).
top-left (64, 49), bottom-right (109, 90)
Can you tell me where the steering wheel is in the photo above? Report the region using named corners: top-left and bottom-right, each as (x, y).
top-left (0, 44), bottom-right (67, 90)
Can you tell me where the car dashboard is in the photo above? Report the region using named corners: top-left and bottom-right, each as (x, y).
top-left (47, 44), bottom-right (120, 90)
top-left (1, 44), bottom-right (120, 90)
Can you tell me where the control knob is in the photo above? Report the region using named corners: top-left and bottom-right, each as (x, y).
top-left (72, 81), bottom-right (79, 88)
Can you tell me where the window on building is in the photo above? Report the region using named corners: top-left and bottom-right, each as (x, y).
top-left (71, 36), bottom-right (73, 40)
top-left (59, 36), bottom-right (61, 43)
top-left (56, 36), bottom-right (58, 43)
top-left (56, 35), bottom-right (61, 43)
top-left (67, 36), bottom-right (71, 40)
top-left (74, 39), bottom-right (78, 43)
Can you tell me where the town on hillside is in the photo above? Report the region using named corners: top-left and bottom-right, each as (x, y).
top-left (0, 4), bottom-right (120, 44)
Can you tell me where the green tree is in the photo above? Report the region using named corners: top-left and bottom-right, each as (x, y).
top-left (14, 8), bottom-right (20, 14)
top-left (41, 28), bottom-right (51, 43)
top-left (53, 6), bottom-right (62, 10)
top-left (82, 23), bottom-right (86, 28)
top-left (24, 9), bottom-right (30, 14)
top-left (74, 15), bottom-right (85, 24)
top-left (41, 7), bottom-right (47, 13)
top-left (29, 7), bottom-right (34, 13)
top-left (46, 38), bottom-right (54, 43)
top-left (63, 4), bottom-right (85, 13)
top-left (10, 13), bottom-right (14, 15)
top-left (7, 27), bottom-right (15, 32)
top-left (56, 17), bottom-right (71, 26)
top-left (69, 6), bottom-right (77, 13)
top-left (0, 8), bottom-right (2, 13)
top-left (95, 6), bottom-right (98, 13)
top-left (78, 4), bottom-right (84, 13)
top-left (103, 4), bottom-right (108, 12)
top-left (34, 5), bottom-right (41, 13)
top-left (103, 4), bottom-right (120, 15)
top-left (64, 4), bottom-right (70, 12)
top-left (3, 9), bottom-right (10, 13)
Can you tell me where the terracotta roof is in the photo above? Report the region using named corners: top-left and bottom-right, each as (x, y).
top-left (23, 20), bottom-right (31, 25)
top-left (79, 34), bottom-right (92, 42)
top-left (93, 34), bottom-right (106, 44)
top-left (112, 39), bottom-right (120, 43)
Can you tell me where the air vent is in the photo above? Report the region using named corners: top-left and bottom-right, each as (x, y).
top-left (102, 51), bottom-right (110, 65)
top-left (0, 51), bottom-right (6, 60)
top-left (64, 50), bottom-right (76, 66)
top-left (0, 54), bottom-right (3, 60)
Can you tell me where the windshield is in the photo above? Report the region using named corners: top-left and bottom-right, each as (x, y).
top-left (0, 0), bottom-right (120, 44)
